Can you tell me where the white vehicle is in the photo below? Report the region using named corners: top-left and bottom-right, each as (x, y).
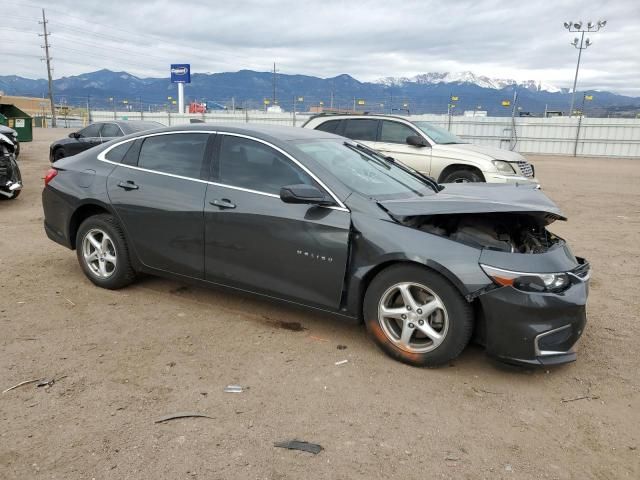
top-left (302, 115), bottom-right (537, 185)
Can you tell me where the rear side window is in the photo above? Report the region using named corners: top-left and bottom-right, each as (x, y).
top-left (217, 135), bottom-right (315, 195)
top-left (315, 120), bottom-right (340, 134)
top-left (379, 121), bottom-right (419, 144)
top-left (100, 123), bottom-right (123, 137)
top-left (104, 141), bottom-right (133, 162)
top-left (78, 123), bottom-right (101, 137)
top-left (342, 119), bottom-right (379, 141)
top-left (138, 133), bottom-right (208, 179)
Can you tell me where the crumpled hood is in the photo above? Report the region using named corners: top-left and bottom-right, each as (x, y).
top-left (379, 183), bottom-right (565, 224)
top-left (437, 143), bottom-right (526, 162)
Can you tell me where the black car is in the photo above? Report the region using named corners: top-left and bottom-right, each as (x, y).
top-left (49, 120), bottom-right (163, 162)
top-left (41, 125), bottom-right (590, 367)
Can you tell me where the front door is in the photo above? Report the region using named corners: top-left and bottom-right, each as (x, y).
top-left (373, 120), bottom-right (432, 174)
top-left (204, 134), bottom-right (351, 309)
top-left (107, 132), bottom-right (211, 278)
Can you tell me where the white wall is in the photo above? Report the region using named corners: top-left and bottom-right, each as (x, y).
top-left (90, 111), bottom-right (640, 158)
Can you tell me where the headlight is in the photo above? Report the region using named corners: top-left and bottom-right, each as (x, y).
top-left (480, 264), bottom-right (571, 293)
top-left (492, 160), bottom-right (516, 175)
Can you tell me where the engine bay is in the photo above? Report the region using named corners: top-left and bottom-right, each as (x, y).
top-left (401, 213), bottom-right (562, 253)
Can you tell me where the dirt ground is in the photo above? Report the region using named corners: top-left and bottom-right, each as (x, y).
top-left (1, 128), bottom-right (639, 480)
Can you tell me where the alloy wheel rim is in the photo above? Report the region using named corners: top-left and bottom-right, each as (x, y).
top-left (82, 228), bottom-right (117, 279)
top-left (378, 282), bottom-right (449, 353)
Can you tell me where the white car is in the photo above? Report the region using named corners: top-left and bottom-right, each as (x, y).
top-left (302, 114), bottom-right (537, 185)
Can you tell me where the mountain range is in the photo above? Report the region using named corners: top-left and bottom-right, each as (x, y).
top-left (1, 69), bottom-right (639, 116)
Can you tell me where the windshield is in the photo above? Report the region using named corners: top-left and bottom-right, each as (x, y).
top-left (412, 122), bottom-right (466, 144)
top-left (294, 139), bottom-right (436, 200)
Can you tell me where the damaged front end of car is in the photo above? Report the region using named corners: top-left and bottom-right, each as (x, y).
top-left (380, 184), bottom-right (590, 366)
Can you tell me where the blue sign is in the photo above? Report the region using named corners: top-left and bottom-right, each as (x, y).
top-left (170, 64), bottom-right (191, 84)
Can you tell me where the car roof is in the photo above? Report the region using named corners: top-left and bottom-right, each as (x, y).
top-left (301, 113), bottom-right (420, 128)
top-left (136, 123), bottom-right (341, 142)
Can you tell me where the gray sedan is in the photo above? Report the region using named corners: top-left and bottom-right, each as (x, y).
top-left (41, 124), bottom-right (590, 367)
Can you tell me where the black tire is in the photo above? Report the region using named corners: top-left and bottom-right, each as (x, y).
top-left (441, 168), bottom-right (484, 183)
top-left (53, 148), bottom-right (65, 162)
top-left (75, 214), bottom-right (136, 289)
top-left (363, 264), bottom-right (473, 367)
top-left (0, 189), bottom-right (20, 200)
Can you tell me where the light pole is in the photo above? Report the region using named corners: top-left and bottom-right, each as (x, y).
top-left (564, 19), bottom-right (606, 117)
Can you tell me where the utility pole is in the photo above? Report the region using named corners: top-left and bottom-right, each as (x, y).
top-left (272, 62), bottom-right (277, 106)
top-left (86, 94), bottom-right (91, 123)
top-left (39, 9), bottom-right (56, 127)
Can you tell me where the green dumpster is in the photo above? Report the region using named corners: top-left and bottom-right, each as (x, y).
top-left (0, 105), bottom-right (33, 142)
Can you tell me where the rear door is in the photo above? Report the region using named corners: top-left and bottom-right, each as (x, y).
top-left (341, 119), bottom-right (379, 148)
top-left (204, 134), bottom-right (351, 309)
top-left (375, 120), bottom-right (432, 174)
top-left (106, 132), bottom-right (212, 278)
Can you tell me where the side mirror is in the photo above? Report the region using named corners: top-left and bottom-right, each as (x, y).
top-left (280, 184), bottom-right (333, 206)
top-left (406, 135), bottom-right (429, 147)
top-left (69, 132), bottom-right (81, 139)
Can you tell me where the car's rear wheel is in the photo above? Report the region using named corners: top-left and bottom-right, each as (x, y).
top-left (441, 168), bottom-right (484, 183)
top-left (363, 265), bottom-right (473, 367)
top-left (76, 214), bottom-right (136, 289)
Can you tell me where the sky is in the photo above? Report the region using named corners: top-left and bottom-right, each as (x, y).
top-left (2, 0), bottom-right (639, 96)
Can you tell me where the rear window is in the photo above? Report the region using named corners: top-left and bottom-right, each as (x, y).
top-left (138, 133), bottom-right (208, 179)
top-left (342, 119), bottom-right (378, 141)
top-left (315, 120), bottom-right (340, 134)
top-left (104, 141), bottom-right (133, 162)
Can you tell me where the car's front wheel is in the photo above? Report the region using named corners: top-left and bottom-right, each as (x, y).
top-left (76, 214), bottom-right (136, 289)
top-left (441, 168), bottom-right (484, 183)
top-left (363, 265), bottom-right (473, 367)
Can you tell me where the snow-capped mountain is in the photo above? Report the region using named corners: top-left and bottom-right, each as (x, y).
top-left (378, 71), bottom-right (563, 93)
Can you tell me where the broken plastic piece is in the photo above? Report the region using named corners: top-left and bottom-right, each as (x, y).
top-left (224, 385), bottom-right (243, 393)
top-left (274, 440), bottom-right (323, 454)
top-left (335, 359), bottom-right (348, 366)
top-left (154, 412), bottom-right (214, 423)
top-left (2, 379), bottom-right (40, 394)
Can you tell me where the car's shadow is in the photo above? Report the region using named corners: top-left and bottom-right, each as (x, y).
top-left (123, 274), bottom-right (575, 377)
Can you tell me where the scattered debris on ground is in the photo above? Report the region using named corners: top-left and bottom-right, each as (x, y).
top-left (561, 394), bottom-right (600, 403)
top-left (3, 379), bottom-right (40, 393)
top-left (274, 440), bottom-right (323, 454)
top-left (337, 345), bottom-right (347, 350)
top-left (335, 359), bottom-right (348, 366)
top-left (224, 385), bottom-right (244, 393)
top-left (3, 375), bottom-right (66, 393)
top-left (154, 412), bottom-right (215, 424)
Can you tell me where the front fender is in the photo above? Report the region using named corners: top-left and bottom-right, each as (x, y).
top-left (344, 214), bottom-right (491, 318)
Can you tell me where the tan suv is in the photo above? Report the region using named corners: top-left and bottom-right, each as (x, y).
top-left (302, 114), bottom-right (537, 185)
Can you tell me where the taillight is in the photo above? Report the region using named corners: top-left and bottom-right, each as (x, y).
top-left (44, 168), bottom-right (58, 186)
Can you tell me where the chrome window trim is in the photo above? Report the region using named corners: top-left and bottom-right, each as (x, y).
top-left (96, 130), bottom-right (350, 212)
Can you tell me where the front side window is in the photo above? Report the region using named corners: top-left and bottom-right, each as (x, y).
top-left (217, 135), bottom-right (315, 195)
top-left (412, 122), bottom-right (466, 144)
top-left (342, 119), bottom-right (379, 142)
top-left (100, 123), bottom-right (123, 138)
top-left (78, 123), bottom-right (101, 137)
top-left (379, 121), bottom-right (420, 144)
top-left (137, 133), bottom-right (208, 179)
top-left (295, 139), bottom-right (435, 200)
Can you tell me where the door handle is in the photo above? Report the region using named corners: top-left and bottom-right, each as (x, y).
top-left (210, 198), bottom-right (236, 209)
top-left (117, 181), bottom-right (139, 190)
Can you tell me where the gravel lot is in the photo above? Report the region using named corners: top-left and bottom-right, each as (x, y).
top-left (1, 128), bottom-right (639, 479)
